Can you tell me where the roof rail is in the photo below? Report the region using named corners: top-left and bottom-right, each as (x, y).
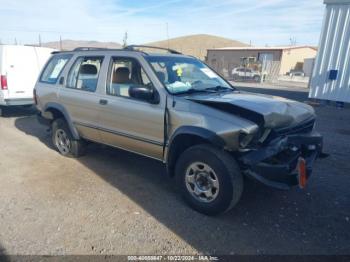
top-left (124, 45), bottom-right (182, 55)
top-left (73, 47), bottom-right (112, 51)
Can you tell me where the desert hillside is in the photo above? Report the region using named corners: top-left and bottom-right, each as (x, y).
top-left (41, 34), bottom-right (247, 60)
top-left (42, 40), bottom-right (122, 51)
top-left (146, 34), bottom-right (248, 60)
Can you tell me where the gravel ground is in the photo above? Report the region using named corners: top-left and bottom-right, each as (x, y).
top-left (0, 87), bottom-right (349, 256)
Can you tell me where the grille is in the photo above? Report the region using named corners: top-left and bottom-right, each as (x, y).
top-left (275, 118), bottom-right (315, 136)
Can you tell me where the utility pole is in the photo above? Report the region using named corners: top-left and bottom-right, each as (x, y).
top-left (38, 34), bottom-right (42, 47)
top-left (14, 38), bottom-right (18, 45)
top-left (166, 22), bottom-right (170, 49)
top-left (59, 35), bottom-right (62, 50)
top-left (290, 37), bottom-right (297, 46)
top-left (122, 31), bottom-right (128, 48)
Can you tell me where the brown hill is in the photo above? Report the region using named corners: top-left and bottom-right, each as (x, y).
top-left (42, 40), bottom-right (122, 51)
top-left (41, 35), bottom-right (247, 60)
top-left (146, 34), bottom-right (248, 60)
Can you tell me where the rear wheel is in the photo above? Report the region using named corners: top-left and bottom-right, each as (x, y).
top-left (175, 144), bottom-right (243, 216)
top-left (232, 74), bottom-right (240, 81)
top-left (52, 118), bottom-right (86, 158)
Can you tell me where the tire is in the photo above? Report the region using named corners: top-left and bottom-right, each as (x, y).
top-left (253, 75), bottom-right (261, 82)
top-left (175, 144), bottom-right (243, 216)
top-left (51, 118), bottom-right (86, 158)
top-left (232, 74), bottom-right (239, 81)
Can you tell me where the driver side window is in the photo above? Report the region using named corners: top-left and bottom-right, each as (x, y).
top-left (107, 57), bottom-right (154, 98)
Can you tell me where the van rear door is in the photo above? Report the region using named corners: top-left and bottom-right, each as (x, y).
top-left (4, 46), bottom-right (41, 100)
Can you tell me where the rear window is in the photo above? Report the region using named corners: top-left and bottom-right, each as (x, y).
top-left (40, 54), bottom-right (72, 84)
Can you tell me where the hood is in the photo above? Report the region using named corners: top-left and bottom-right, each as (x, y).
top-left (186, 91), bottom-right (315, 129)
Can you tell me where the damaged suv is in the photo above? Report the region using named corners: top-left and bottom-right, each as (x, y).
top-left (34, 46), bottom-right (323, 215)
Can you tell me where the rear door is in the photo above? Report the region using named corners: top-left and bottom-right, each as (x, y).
top-left (4, 46), bottom-right (40, 99)
top-left (58, 55), bottom-right (105, 142)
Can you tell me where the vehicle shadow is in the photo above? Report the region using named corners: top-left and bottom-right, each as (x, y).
top-left (14, 115), bottom-right (317, 255)
top-left (0, 105), bottom-right (37, 118)
top-left (0, 243), bottom-right (9, 262)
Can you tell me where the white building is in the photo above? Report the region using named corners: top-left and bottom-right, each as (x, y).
top-left (309, 0), bottom-right (350, 103)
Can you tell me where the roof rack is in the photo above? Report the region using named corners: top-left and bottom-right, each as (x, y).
top-left (124, 45), bottom-right (182, 55)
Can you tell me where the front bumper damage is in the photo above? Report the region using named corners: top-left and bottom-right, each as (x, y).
top-left (240, 132), bottom-right (323, 190)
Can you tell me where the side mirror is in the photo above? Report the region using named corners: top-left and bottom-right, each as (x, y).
top-left (129, 86), bottom-right (159, 104)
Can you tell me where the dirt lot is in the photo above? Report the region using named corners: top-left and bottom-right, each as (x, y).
top-left (0, 87), bottom-right (349, 255)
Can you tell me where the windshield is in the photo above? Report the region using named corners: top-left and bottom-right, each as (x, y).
top-left (145, 56), bottom-right (234, 94)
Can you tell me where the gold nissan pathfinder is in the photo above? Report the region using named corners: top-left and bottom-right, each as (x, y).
top-left (34, 46), bottom-right (323, 215)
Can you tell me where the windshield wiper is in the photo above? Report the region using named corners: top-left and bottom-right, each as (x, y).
top-left (204, 86), bottom-right (234, 92)
top-left (175, 88), bottom-right (217, 95)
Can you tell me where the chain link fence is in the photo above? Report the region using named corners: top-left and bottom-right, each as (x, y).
top-left (209, 56), bottom-right (282, 84)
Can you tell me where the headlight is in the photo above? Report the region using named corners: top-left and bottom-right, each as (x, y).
top-left (259, 129), bottom-right (271, 143)
top-left (239, 132), bottom-right (255, 148)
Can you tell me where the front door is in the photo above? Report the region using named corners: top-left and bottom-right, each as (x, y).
top-left (97, 56), bottom-right (165, 160)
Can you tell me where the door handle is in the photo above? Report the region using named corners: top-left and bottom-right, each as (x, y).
top-left (99, 99), bottom-right (108, 105)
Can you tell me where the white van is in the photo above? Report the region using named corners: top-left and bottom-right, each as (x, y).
top-left (0, 45), bottom-right (55, 115)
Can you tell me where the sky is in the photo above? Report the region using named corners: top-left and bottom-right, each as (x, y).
top-left (0, 0), bottom-right (325, 46)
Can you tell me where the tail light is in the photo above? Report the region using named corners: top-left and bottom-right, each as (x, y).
top-left (0, 75), bottom-right (7, 90)
top-left (33, 88), bottom-right (38, 105)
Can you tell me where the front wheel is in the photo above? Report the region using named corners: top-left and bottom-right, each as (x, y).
top-left (253, 75), bottom-right (261, 82)
top-left (52, 118), bottom-right (86, 158)
top-left (175, 144), bottom-right (243, 216)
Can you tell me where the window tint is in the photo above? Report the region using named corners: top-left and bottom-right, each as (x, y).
top-left (40, 54), bottom-right (72, 84)
top-left (107, 57), bottom-right (154, 98)
top-left (67, 56), bottom-right (103, 92)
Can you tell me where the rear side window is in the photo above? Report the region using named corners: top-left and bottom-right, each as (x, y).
top-left (40, 54), bottom-right (72, 84)
top-left (67, 56), bottom-right (104, 92)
